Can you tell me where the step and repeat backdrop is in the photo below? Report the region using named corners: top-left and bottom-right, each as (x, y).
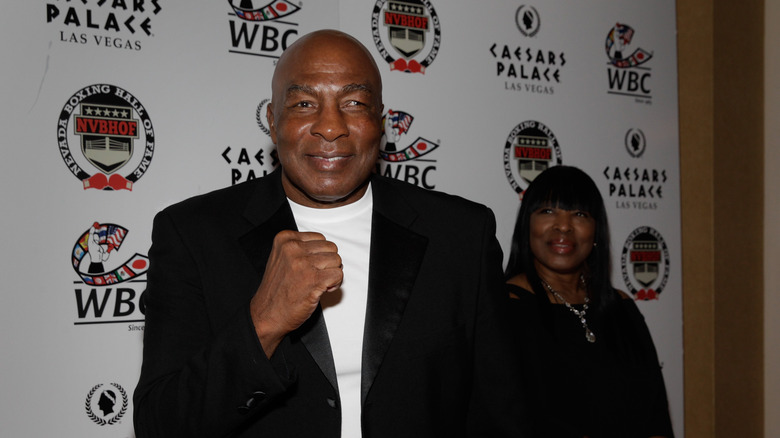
top-left (1, 1), bottom-right (681, 436)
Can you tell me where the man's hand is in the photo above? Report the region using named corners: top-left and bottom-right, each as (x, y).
top-left (249, 230), bottom-right (343, 357)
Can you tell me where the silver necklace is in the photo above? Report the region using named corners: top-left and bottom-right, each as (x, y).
top-left (540, 277), bottom-right (596, 343)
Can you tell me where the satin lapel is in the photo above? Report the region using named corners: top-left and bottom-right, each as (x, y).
top-left (361, 178), bottom-right (428, 404)
top-left (237, 170), bottom-right (339, 395)
top-left (297, 306), bottom-right (339, 395)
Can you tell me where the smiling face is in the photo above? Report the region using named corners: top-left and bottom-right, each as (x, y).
top-left (267, 30), bottom-right (383, 208)
top-left (529, 205), bottom-right (596, 278)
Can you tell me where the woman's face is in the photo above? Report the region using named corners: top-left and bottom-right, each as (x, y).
top-left (529, 205), bottom-right (596, 277)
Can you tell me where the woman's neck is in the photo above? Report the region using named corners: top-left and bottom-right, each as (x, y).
top-left (534, 266), bottom-right (588, 304)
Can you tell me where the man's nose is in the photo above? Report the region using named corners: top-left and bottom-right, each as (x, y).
top-left (311, 104), bottom-right (349, 141)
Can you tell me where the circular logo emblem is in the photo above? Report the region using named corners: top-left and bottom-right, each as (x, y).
top-left (85, 382), bottom-right (128, 426)
top-left (57, 84), bottom-right (155, 191)
top-left (371, 0), bottom-right (441, 74)
top-left (515, 5), bottom-right (540, 37)
top-left (71, 222), bottom-right (150, 286)
top-left (503, 120), bottom-right (563, 198)
top-left (621, 226), bottom-right (670, 300)
top-left (625, 128), bottom-right (646, 158)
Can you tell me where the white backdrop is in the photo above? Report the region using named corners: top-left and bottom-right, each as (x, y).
top-left (0, 1), bottom-right (682, 436)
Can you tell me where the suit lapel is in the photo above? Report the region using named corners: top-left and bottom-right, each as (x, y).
top-left (298, 306), bottom-right (339, 396)
top-left (237, 170), bottom-right (340, 395)
top-left (361, 177), bottom-right (428, 404)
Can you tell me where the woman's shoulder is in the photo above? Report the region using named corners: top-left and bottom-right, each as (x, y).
top-left (604, 288), bottom-right (640, 313)
top-left (505, 274), bottom-right (535, 300)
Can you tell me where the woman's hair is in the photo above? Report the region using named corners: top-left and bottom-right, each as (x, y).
top-left (504, 165), bottom-right (616, 315)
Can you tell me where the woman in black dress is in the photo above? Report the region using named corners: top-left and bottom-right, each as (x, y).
top-left (505, 166), bottom-right (673, 438)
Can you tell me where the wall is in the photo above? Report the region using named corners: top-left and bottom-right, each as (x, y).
top-left (765, 0), bottom-right (779, 435)
top-left (679, 0), bottom-right (765, 436)
top-left (0, 2), bottom-right (684, 436)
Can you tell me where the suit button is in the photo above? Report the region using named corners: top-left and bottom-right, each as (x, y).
top-left (238, 391), bottom-right (267, 414)
top-left (326, 398), bottom-right (337, 409)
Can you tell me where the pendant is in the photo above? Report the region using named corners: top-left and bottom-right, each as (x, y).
top-left (585, 328), bottom-right (596, 343)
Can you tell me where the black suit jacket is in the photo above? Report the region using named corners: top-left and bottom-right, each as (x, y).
top-left (134, 170), bottom-right (523, 437)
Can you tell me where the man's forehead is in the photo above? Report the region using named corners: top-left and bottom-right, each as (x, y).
top-left (284, 82), bottom-right (375, 94)
top-left (273, 64), bottom-right (381, 99)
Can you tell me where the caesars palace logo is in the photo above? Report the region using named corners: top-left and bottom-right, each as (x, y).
top-left (47, 0), bottom-right (162, 51)
top-left (503, 120), bottom-right (563, 198)
top-left (378, 109), bottom-right (440, 189)
top-left (227, 0), bottom-right (302, 59)
top-left (603, 128), bottom-right (668, 211)
top-left (57, 84), bottom-right (155, 191)
top-left (491, 4), bottom-right (567, 96)
top-left (605, 22), bottom-right (654, 102)
top-left (85, 382), bottom-right (128, 426)
top-left (71, 222), bottom-right (149, 328)
top-left (621, 226), bottom-right (670, 300)
top-left (371, 0), bottom-right (441, 74)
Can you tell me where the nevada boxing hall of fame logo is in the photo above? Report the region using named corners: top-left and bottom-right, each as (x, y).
top-left (226, 0), bottom-right (302, 59)
top-left (71, 222), bottom-right (149, 328)
top-left (222, 98), bottom-right (280, 186)
top-left (378, 109), bottom-right (440, 189)
top-left (84, 382), bottom-right (128, 426)
top-left (605, 23), bottom-right (654, 103)
top-left (621, 226), bottom-right (670, 301)
top-left (503, 120), bottom-right (563, 199)
top-left (371, 0), bottom-right (441, 74)
top-left (57, 84), bottom-right (154, 191)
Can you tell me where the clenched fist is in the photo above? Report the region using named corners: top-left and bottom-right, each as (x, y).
top-left (249, 230), bottom-right (343, 357)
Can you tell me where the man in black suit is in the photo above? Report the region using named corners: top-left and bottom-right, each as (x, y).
top-left (134, 29), bottom-right (522, 437)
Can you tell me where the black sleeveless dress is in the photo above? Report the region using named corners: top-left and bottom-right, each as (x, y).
top-left (507, 284), bottom-right (674, 438)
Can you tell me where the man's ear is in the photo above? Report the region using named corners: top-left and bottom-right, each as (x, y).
top-left (266, 103), bottom-right (277, 144)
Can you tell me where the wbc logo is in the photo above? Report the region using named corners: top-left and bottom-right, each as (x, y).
top-left (227, 0), bottom-right (300, 21)
top-left (605, 23), bottom-right (652, 68)
top-left (71, 222), bottom-right (149, 286)
top-left (605, 23), bottom-right (654, 100)
top-left (377, 108), bottom-right (440, 189)
top-left (226, 0), bottom-right (301, 59)
top-left (380, 109), bottom-right (439, 162)
top-left (70, 222), bottom-right (149, 325)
